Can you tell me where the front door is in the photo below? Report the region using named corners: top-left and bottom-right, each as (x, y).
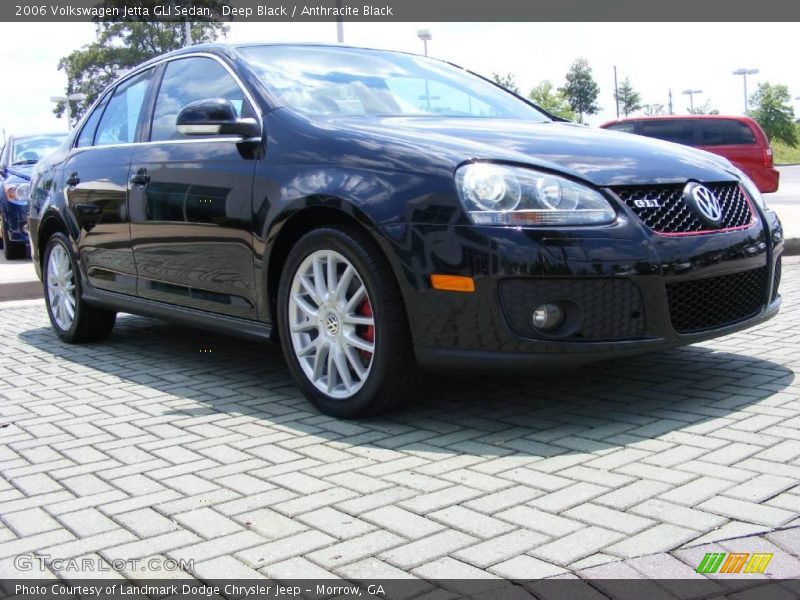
top-left (64, 69), bottom-right (154, 295)
top-left (128, 56), bottom-right (259, 319)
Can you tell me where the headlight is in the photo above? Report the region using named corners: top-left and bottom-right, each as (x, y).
top-left (455, 163), bottom-right (616, 226)
top-left (15, 183), bottom-right (30, 203)
top-left (3, 182), bottom-right (20, 201)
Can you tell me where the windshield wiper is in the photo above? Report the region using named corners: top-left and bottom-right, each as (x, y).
top-left (11, 159), bottom-right (37, 166)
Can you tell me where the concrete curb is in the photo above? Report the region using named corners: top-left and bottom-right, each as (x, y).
top-left (0, 280), bottom-right (42, 302)
top-left (785, 238), bottom-right (800, 256)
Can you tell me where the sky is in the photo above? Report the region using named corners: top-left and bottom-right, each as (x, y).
top-left (1, 21), bottom-right (799, 135)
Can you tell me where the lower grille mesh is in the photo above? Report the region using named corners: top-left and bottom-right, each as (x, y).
top-left (666, 267), bottom-right (767, 333)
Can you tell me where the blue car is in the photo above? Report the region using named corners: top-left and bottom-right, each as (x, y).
top-left (0, 133), bottom-right (66, 259)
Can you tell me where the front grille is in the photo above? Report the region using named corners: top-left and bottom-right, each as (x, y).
top-left (666, 267), bottom-right (767, 333)
top-left (499, 278), bottom-right (645, 341)
top-left (772, 257), bottom-right (782, 302)
top-left (613, 182), bottom-right (753, 234)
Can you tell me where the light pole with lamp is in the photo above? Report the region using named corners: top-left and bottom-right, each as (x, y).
top-left (50, 93), bottom-right (87, 130)
top-left (732, 68), bottom-right (758, 115)
top-left (417, 28), bottom-right (432, 56)
top-left (682, 89), bottom-right (702, 113)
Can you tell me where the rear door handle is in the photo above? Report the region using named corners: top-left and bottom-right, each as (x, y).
top-left (66, 173), bottom-right (80, 186)
top-left (130, 169), bottom-right (150, 185)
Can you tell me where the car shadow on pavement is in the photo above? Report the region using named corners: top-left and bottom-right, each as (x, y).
top-left (19, 314), bottom-right (796, 457)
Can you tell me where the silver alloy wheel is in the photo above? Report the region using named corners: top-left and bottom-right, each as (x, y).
top-left (47, 244), bottom-right (76, 331)
top-left (288, 249), bottom-right (376, 399)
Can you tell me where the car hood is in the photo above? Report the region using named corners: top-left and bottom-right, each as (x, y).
top-left (5, 164), bottom-right (33, 182)
top-left (329, 117), bottom-right (737, 187)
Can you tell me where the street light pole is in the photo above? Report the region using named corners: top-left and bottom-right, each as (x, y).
top-left (732, 68), bottom-right (759, 115)
top-left (50, 93), bottom-right (87, 130)
top-left (417, 28), bottom-right (432, 56)
top-left (614, 66), bottom-right (619, 119)
top-left (682, 89), bottom-right (702, 113)
top-left (335, 0), bottom-right (344, 42)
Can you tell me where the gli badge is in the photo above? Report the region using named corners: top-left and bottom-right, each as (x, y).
top-left (685, 182), bottom-right (722, 225)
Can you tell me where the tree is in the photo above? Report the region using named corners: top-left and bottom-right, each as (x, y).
top-left (560, 58), bottom-right (600, 123)
top-left (491, 72), bottom-right (520, 95)
top-left (642, 103), bottom-right (666, 116)
top-left (750, 82), bottom-right (798, 147)
top-left (688, 100), bottom-right (720, 115)
top-left (614, 77), bottom-right (641, 117)
top-left (528, 80), bottom-right (575, 120)
top-left (56, 1), bottom-right (229, 124)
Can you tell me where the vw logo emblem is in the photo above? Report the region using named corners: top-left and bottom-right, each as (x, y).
top-left (324, 313), bottom-right (340, 336)
top-left (685, 183), bottom-right (722, 225)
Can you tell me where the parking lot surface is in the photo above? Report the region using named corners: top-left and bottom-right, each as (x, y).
top-left (0, 260), bottom-right (799, 582)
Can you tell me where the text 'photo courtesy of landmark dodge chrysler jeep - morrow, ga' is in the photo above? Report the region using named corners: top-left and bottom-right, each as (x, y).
top-left (26, 43), bottom-right (783, 417)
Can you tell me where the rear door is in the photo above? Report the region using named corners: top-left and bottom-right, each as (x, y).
top-left (128, 56), bottom-right (259, 319)
top-left (697, 118), bottom-right (759, 172)
top-left (62, 69), bottom-right (155, 295)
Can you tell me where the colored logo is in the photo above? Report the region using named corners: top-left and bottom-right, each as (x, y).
top-left (696, 552), bottom-right (773, 574)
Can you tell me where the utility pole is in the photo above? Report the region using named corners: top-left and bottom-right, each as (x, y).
top-left (614, 66), bottom-right (620, 119)
top-left (668, 89), bottom-right (673, 115)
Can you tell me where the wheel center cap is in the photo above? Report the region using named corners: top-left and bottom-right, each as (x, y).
top-left (323, 311), bottom-right (340, 336)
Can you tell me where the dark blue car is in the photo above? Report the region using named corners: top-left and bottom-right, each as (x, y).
top-left (0, 133), bottom-right (66, 259)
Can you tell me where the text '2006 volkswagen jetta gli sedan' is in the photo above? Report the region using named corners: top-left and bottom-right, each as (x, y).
top-left (27, 44), bottom-right (783, 417)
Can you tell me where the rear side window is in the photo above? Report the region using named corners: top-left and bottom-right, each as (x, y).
top-left (150, 57), bottom-right (255, 142)
top-left (700, 120), bottom-right (756, 146)
top-left (639, 120), bottom-right (696, 145)
top-left (95, 69), bottom-right (154, 146)
top-left (605, 122), bottom-right (636, 133)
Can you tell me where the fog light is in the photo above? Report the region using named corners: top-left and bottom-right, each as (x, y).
top-left (531, 303), bottom-right (565, 331)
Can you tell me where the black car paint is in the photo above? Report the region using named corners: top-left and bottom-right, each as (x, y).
top-left (28, 43), bottom-right (782, 368)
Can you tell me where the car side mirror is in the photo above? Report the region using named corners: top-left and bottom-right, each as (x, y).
top-left (176, 99), bottom-right (260, 139)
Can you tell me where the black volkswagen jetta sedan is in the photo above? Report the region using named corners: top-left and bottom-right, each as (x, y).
top-left (28, 43), bottom-right (783, 417)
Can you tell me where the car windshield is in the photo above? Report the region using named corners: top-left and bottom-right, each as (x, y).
top-left (239, 45), bottom-right (550, 121)
top-left (12, 134), bottom-right (67, 165)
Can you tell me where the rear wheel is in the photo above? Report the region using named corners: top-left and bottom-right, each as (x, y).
top-left (43, 233), bottom-right (116, 343)
top-left (277, 225), bottom-right (417, 417)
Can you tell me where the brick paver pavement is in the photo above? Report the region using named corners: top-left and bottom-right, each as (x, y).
top-left (0, 259), bottom-right (798, 582)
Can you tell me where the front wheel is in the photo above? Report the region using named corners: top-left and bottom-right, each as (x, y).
top-left (43, 233), bottom-right (116, 343)
top-left (277, 225), bottom-right (417, 418)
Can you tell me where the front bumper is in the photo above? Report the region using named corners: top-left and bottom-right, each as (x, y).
top-left (2, 200), bottom-right (31, 244)
top-left (378, 207), bottom-right (782, 370)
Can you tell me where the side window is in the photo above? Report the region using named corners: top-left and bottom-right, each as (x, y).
top-left (95, 69), bottom-right (153, 146)
top-left (76, 96), bottom-right (109, 148)
top-left (639, 120), bottom-right (696, 146)
top-left (701, 120), bottom-right (756, 146)
top-left (150, 57), bottom-right (255, 142)
top-left (606, 122), bottom-right (636, 133)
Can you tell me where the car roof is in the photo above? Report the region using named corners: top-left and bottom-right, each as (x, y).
top-left (136, 42), bottom-right (426, 69)
top-left (8, 133), bottom-right (68, 142)
top-left (602, 115), bottom-right (756, 125)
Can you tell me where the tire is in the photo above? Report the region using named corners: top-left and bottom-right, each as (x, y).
top-left (3, 239), bottom-right (26, 260)
top-left (43, 233), bottom-right (116, 343)
top-left (277, 225), bottom-right (417, 418)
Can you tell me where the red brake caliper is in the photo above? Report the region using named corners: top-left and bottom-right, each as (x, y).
top-left (357, 297), bottom-right (374, 359)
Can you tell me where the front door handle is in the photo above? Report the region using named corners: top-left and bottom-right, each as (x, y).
top-left (66, 173), bottom-right (80, 186)
top-left (130, 169), bottom-right (150, 185)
